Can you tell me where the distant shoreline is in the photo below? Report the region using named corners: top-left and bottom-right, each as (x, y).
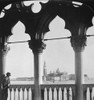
top-left (10, 79), bottom-right (94, 85)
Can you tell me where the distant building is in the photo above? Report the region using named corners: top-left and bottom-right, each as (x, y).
top-left (84, 74), bottom-right (89, 80)
top-left (45, 71), bottom-right (69, 82)
top-left (43, 61), bottom-right (47, 81)
top-left (60, 72), bottom-right (69, 81)
top-left (15, 77), bottom-right (34, 81)
top-left (69, 74), bottom-right (75, 80)
top-left (43, 62), bottom-right (69, 82)
top-left (69, 74), bottom-right (89, 81)
top-left (46, 72), bottom-right (55, 82)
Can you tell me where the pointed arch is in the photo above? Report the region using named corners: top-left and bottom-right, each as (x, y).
top-left (44, 15), bottom-right (71, 39)
top-left (49, 16), bottom-right (65, 31)
top-left (36, 13), bottom-right (56, 37)
top-left (8, 21), bottom-right (31, 42)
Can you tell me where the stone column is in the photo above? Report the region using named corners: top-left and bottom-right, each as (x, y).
top-left (0, 39), bottom-right (7, 100)
top-left (29, 39), bottom-right (46, 100)
top-left (70, 29), bottom-right (86, 100)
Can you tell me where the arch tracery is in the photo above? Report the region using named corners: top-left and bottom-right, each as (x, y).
top-left (0, 1), bottom-right (94, 40)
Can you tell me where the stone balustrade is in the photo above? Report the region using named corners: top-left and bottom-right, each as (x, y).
top-left (7, 84), bottom-right (94, 100)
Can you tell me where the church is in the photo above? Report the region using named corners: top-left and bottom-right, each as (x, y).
top-left (43, 62), bottom-right (69, 82)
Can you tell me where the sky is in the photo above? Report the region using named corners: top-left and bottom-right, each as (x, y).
top-left (5, 16), bottom-right (94, 78)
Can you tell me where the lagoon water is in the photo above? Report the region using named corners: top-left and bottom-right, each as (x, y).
top-left (10, 79), bottom-right (94, 85)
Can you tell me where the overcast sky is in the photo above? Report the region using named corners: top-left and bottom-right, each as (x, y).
top-left (5, 16), bottom-right (94, 78)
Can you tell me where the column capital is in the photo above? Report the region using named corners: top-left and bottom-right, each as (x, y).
top-left (70, 35), bottom-right (86, 52)
top-left (0, 42), bottom-right (9, 55)
top-left (29, 39), bottom-right (46, 53)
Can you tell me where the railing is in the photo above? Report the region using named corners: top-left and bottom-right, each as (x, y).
top-left (8, 84), bottom-right (94, 100)
top-left (83, 84), bottom-right (94, 100)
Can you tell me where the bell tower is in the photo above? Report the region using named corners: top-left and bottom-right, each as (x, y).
top-left (43, 61), bottom-right (47, 81)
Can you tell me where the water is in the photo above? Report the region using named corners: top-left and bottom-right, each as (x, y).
top-left (10, 79), bottom-right (94, 85)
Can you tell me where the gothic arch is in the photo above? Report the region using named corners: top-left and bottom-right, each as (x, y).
top-left (37, 13), bottom-right (56, 36)
top-left (44, 15), bottom-right (71, 39)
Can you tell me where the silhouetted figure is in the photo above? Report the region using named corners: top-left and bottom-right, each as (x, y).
top-left (1, 74), bottom-right (6, 100)
top-left (1, 74), bottom-right (5, 89)
top-left (1, 72), bottom-right (11, 100)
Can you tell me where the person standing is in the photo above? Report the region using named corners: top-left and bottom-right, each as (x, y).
top-left (1, 72), bottom-right (11, 100)
top-left (1, 74), bottom-right (6, 90)
top-left (1, 74), bottom-right (6, 100)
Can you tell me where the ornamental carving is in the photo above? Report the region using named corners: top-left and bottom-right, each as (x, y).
top-left (29, 39), bottom-right (46, 53)
top-left (70, 24), bottom-right (87, 52)
top-left (70, 35), bottom-right (86, 52)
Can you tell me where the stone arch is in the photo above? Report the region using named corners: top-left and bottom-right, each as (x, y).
top-left (43, 15), bottom-right (74, 75)
top-left (6, 21), bottom-right (33, 78)
top-left (44, 15), bottom-right (71, 39)
top-left (9, 21), bottom-right (31, 42)
top-left (36, 13), bottom-right (57, 39)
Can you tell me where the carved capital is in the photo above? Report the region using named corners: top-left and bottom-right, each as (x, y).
top-left (29, 39), bottom-right (46, 53)
top-left (0, 43), bottom-right (4, 51)
top-left (70, 35), bottom-right (86, 52)
top-left (0, 42), bottom-right (10, 55)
